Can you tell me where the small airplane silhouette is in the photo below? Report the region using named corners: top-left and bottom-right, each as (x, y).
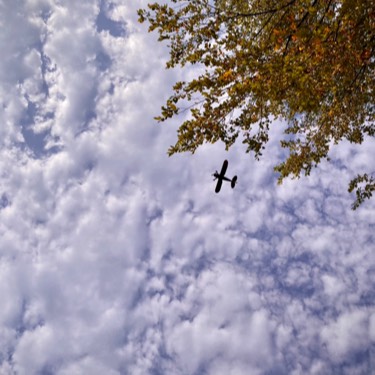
top-left (213, 160), bottom-right (237, 193)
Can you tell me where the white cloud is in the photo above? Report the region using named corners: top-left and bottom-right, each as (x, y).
top-left (0, 0), bottom-right (373, 374)
top-left (321, 310), bottom-right (370, 363)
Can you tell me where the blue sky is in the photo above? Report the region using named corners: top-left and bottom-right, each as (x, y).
top-left (0, 1), bottom-right (374, 374)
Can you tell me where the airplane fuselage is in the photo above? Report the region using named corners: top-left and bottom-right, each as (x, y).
top-left (213, 172), bottom-right (232, 182)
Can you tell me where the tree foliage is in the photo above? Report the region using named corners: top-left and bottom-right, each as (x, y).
top-left (348, 173), bottom-right (375, 209)
top-left (138, 0), bottom-right (375, 208)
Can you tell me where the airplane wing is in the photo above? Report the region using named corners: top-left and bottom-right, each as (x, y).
top-left (219, 160), bottom-right (228, 178)
top-left (215, 178), bottom-right (223, 193)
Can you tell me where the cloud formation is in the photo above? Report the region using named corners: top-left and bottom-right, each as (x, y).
top-left (0, 1), bottom-right (374, 374)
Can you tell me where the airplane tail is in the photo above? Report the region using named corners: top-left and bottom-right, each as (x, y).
top-left (231, 176), bottom-right (238, 188)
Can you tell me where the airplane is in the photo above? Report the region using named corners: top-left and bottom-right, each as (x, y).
top-left (213, 160), bottom-right (237, 193)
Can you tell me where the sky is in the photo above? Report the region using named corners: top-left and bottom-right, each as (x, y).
top-left (0, 1), bottom-right (374, 374)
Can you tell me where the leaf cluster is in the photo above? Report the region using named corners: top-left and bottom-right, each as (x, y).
top-left (138, 0), bottom-right (375, 208)
top-left (348, 173), bottom-right (375, 209)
